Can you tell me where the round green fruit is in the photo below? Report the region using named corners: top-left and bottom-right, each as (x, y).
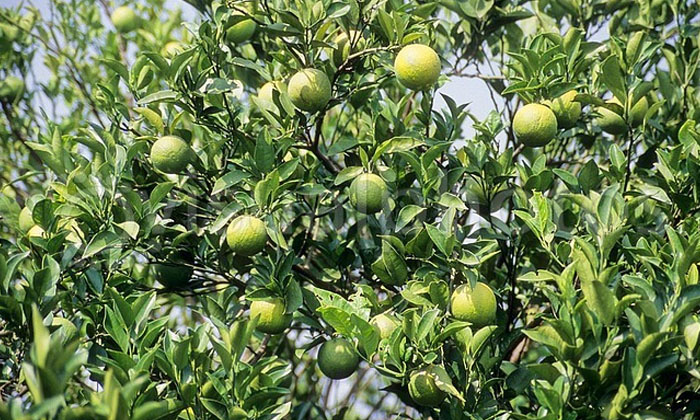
top-left (450, 282), bottom-right (497, 327)
top-left (111, 6), bottom-right (139, 33)
top-left (230, 407), bottom-right (247, 420)
top-left (153, 252), bottom-right (194, 289)
top-left (550, 90), bottom-right (581, 128)
top-left (333, 30), bottom-right (363, 66)
top-left (226, 215), bottom-right (268, 256)
top-left (513, 103), bottom-right (558, 147)
top-left (225, 14), bottom-right (256, 44)
top-left (394, 44), bottom-right (441, 91)
top-left (349, 173), bottom-right (387, 214)
top-left (408, 366), bottom-right (446, 407)
top-left (249, 298), bottom-right (290, 334)
top-left (0, 76), bottom-right (24, 102)
top-left (257, 81), bottom-right (286, 110)
top-left (161, 41), bottom-right (183, 59)
top-left (288, 68), bottom-right (331, 112)
top-left (201, 380), bottom-right (218, 398)
top-left (150, 136), bottom-right (192, 174)
top-left (18, 206), bottom-right (34, 233)
top-left (318, 338), bottom-right (359, 380)
top-left (371, 313), bottom-right (399, 340)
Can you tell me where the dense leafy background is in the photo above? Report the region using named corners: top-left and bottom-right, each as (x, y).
top-left (2, 0), bottom-right (700, 419)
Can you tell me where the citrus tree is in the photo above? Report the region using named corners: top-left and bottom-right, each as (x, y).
top-left (1, 0), bottom-right (700, 419)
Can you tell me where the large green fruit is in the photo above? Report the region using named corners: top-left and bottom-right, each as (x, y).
top-left (111, 6), bottom-right (139, 33)
top-left (0, 76), bottom-right (24, 102)
top-left (450, 282), bottom-right (497, 327)
top-left (408, 366), bottom-right (447, 407)
top-left (249, 298), bottom-right (291, 334)
top-left (153, 251), bottom-right (194, 289)
top-left (349, 173), bottom-right (387, 214)
top-left (549, 90), bottom-right (581, 128)
top-left (371, 313), bottom-right (399, 340)
top-left (394, 44), bottom-right (441, 91)
top-left (226, 215), bottom-right (268, 256)
top-left (150, 136), bottom-right (192, 174)
top-left (225, 13), bottom-right (256, 44)
top-left (318, 338), bottom-right (359, 380)
top-left (288, 68), bottom-right (331, 112)
top-left (513, 103), bottom-right (558, 147)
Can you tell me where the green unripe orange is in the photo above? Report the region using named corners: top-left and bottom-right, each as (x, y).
top-left (150, 136), bottom-right (192, 174)
top-left (0, 76), bottom-right (24, 102)
top-left (394, 44), bottom-right (441, 91)
top-left (288, 68), bottom-right (331, 112)
top-left (333, 30), bottom-right (363, 66)
top-left (257, 81), bottom-right (286, 110)
top-left (0, 23), bottom-right (19, 44)
top-left (161, 41), bottom-right (183, 59)
top-left (450, 282), bottom-right (497, 327)
top-left (349, 173), bottom-right (387, 214)
top-left (317, 338), bottom-right (359, 380)
top-left (408, 366), bottom-right (446, 407)
top-left (230, 407), bottom-right (248, 420)
top-left (550, 90), bottom-right (582, 128)
top-left (249, 298), bottom-right (290, 334)
top-left (18, 206), bottom-right (34, 233)
top-left (111, 6), bottom-right (139, 33)
top-left (513, 103), bottom-right (558, 147)
top-left (225, 14), bottom-right (256, 44)
top-left (371, 313), bottom-right (399, 340)
top-left (226, 215), bottom-right (268, 256)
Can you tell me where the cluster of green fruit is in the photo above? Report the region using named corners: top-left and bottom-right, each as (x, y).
top-left (512, 90), bottom-right (650, 147)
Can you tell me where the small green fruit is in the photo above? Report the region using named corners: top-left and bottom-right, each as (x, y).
top-left (288, 68), bottom-right (332, 112)
top-left (408, 366), bottom-right (447, 407)
top-left (111, 6), bottom-right (139, 33)
top-left (318, 338), bottom-right (359, 380)
top-left (249, 298), bottom-right (290, 334)
top-left (161, 41), bottom-right (183, 59)
top-left (450, 282), bottom-right (497, 327)
top-left (0, 76), bottom-right (24, 102)
top-left (226, 215), bottom-right (268, 256)
top-left (333, 30), bottom-right (363, 67)
top-left (394, 44), bottom-right (441, 91)
top-left (349, 173), bottom-right (387, 214)
top-left (513, 103), bottom-right (558, 147)
top-left (371, 313), bottom-right (399, 340)
top-left (150, 136), bottom-right (192, 174)
top-left (225, 14), bottom-right (256, 44)
top-left (550, 90), bottom-right (582, 128)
